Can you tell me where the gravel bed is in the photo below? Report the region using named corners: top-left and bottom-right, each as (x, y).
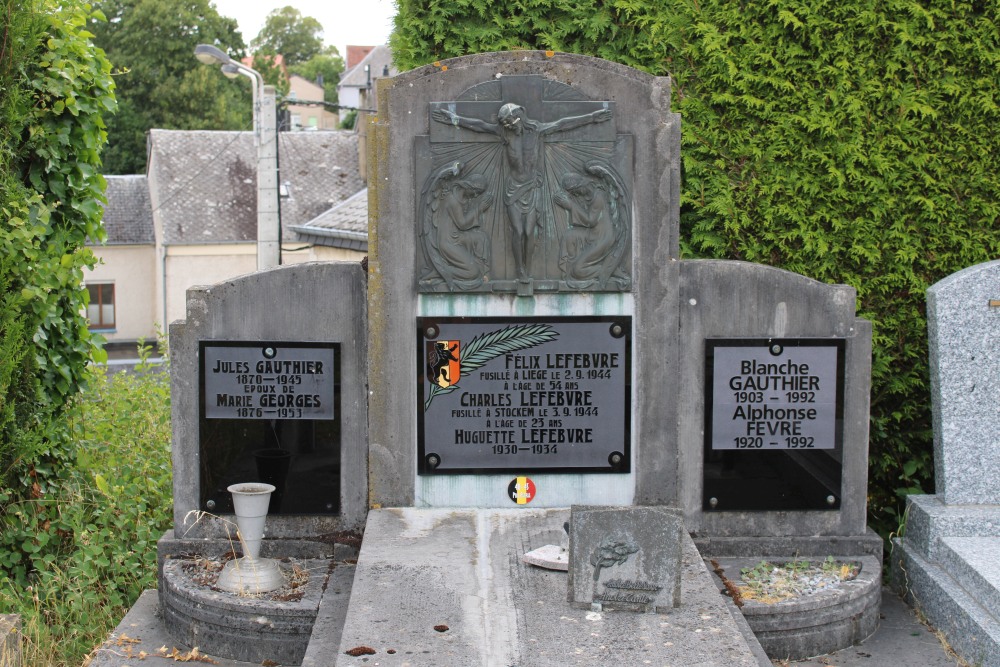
top-left (736, 558), bottom-right (861, 604)
top-left (178, 554), bottom-right (313, 602)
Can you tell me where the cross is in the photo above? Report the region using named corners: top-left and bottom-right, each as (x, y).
top-left (428, 75), bottom-right (616, 144)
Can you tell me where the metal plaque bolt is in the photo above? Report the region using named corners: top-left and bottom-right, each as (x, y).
top-left (769, 343), bottom-right (783, 356)
top-left (262, 346), bottom-right (277, 359)
top-left (206, 500), bottom-right (216, 510)
top-left (609, 323), bottom-right (625, 338)
top-left (427, 453), bottom-right (441, 469)
top-left (424, 325), bottom-right (439, 339)
top-left (826, 495), bottom-right (836, 506)
top-left (709, 497), bottom-right (718, 509)
top-left (608, 451), bottom-right (624, 467)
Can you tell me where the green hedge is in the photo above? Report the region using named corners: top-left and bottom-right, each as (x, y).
top-left (391, 0), bottom-right (1000, 535)
top-left (1, 0), bottom-right (114, 489)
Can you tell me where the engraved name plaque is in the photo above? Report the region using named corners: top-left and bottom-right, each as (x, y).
top-left (708, 341), bottom-right (840, 451)
top-left (418, 317), bottom-right (631, 474)
top-left (202, 342), bottom-right (336, 420)
top-left (703, 339), bottom-right (845, 511)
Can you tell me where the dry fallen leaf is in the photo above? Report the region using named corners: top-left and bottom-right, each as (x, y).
top-left (155, 645), bottom-right (218, 663)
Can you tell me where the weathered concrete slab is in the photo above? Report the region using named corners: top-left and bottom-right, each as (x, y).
top-left (1, 614), bottom-right (19, 667)
top-left (336, 508), bottom-right (767, 666)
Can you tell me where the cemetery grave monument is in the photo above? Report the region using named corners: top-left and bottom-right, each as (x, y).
top-left (131, 51), bottom-right (884, 667)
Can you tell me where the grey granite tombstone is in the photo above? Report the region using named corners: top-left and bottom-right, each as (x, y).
top-left (927, 259), bottom-right (1000, 505)
top-left (568, 506), bottom-right (683, 612)
top-left (892, 259), bottom-right (1000, 667)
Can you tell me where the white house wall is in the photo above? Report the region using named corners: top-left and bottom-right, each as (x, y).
top-left (87, 244), bottom-right (158, 343)
top-left (282, 245), bottom-right (366, 264)
top-left (163, 244), bottom-right (256, 325)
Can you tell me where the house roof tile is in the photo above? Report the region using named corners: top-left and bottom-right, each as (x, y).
top-left (339, 45), bottom-right (396, 90)
top-left (146, 129), bottom-right (363, 245)
top-left (97, 175), bottom-right (154, 245)
top-left (290, 187), bottom-right (368, 250)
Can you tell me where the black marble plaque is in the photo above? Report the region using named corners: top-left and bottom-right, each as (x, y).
top-left (703, 339), bottom-right (845, 511)
top-left (199, 342), bottom-right (341, 515)
top-left (418, 317), bottom-right (631, 474)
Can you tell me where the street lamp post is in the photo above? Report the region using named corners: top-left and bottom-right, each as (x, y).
top-left (194, 44), bottom-right (280, 269)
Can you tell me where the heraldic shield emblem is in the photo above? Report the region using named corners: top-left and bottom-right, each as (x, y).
top-left (426, 340), bottom-right (461, 389)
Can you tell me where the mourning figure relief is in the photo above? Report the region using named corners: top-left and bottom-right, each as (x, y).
top-left (419, 162), bottom-right (493, 291)
top-left (417, 76), bottom-right (633, 294)
top-left (554, 162), bottom-right (630, 290)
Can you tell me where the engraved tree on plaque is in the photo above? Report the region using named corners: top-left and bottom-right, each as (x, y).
top-left (417, 76), bottom-right (633, 294)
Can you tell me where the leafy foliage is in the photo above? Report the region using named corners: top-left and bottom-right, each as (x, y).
top-left (90, 0), bottom-right (252, 174)
top-left (392, 0), bottom-right (1000, 537)
top-left (339, 108), bottom-right (358, 130)
top-left (251, 5), bottom-right (325, 66)
top-left (0, 349), bottom-right (173, 666)
top-left (1, 0), bottom-right (115, 494)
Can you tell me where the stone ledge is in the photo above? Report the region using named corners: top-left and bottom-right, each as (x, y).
top-left (937, 537), bottom-right (1000, 618)
top-left (336, 508), bottom-right (768, 666)
top-left (903, 495), bottom-right (1000, 562)
top-left (892, 537), bottom-right (1000, 667)
top-left (693, 530), bottom-right (883, 560)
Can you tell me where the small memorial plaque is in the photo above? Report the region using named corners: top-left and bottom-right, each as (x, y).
top-left (203, 343), bottom-right (336, 420)
top-left (568, 506), bottom-right (683, 612)
top-left (703, 339), bottom-right (845, 511)
top-left (417, 316), bottom-right (631, 474)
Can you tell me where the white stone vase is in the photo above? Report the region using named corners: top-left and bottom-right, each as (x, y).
top-left (228, 482), bottom-right (275, 560)
top-left (216, 482), bottom-right (283, 593)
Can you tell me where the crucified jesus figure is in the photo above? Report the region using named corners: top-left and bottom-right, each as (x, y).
top-left (432, 102), bottom-right (612, 281)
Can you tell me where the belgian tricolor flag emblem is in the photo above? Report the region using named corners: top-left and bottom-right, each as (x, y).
top-left (508, 477), bottom-right (536, 504)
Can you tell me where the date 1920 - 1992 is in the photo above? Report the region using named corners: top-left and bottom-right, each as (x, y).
top-left (732, 436), bottom-right (815, 449)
